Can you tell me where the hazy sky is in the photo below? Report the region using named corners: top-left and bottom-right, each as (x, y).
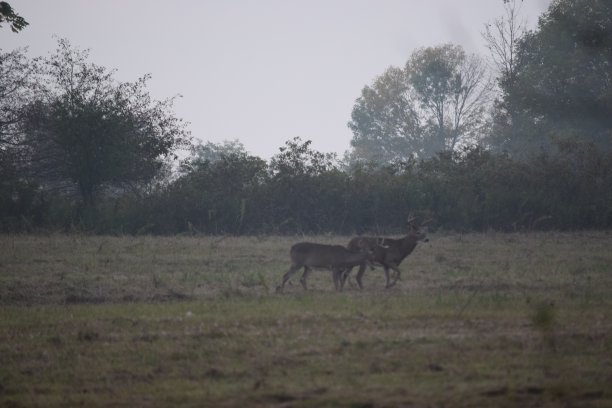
top-left (4, 0), bottom-right (551, 159)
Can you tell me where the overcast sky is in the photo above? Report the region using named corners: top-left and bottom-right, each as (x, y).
top-left (4, 0), bottom-right (551, 159)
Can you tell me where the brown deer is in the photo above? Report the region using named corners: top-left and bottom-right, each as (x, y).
top-left (345, 217), bottom-right (430, 289)
top-left (276, 242), bottom-right (373, 293)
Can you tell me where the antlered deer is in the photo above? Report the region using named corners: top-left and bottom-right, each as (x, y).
top-left (276, 242), bottom-right (372, 292)
top-left (345, 217), bottom-right (430, 289)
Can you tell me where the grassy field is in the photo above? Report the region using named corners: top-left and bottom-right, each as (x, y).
top-left (0, 232), bottom-right (611, 407)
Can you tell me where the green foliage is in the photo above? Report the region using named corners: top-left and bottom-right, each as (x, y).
top-left (0, 48), bottom-right (38, 147)
top-left (530, 301), bottom-right (556, 331)
top-left (0, 50), bottom-right (46, 230)
top-left (348, 44), bottom-right (490, 164)
top-left (184, 139), bottom-right (248, 170)
top-left (2, 3), bottom-right (612, 234)
top-left (269, 136), bottom-right (338, 177)
top-left (3, 136), bottom-right (612, 233)
top-left (408, 45), bottom-right (491, 153)
top-left (493, 0), bottom-right (612, 156)
top-left (0, 1), bottom-right (28, 32)
top-left (348, 67), bottom-right (421, 163)
top-left (161, 150), bottom-right (268, 234)
top-left (266, 137), bottom-right (344, 233)
top-left (0, 148), bottom-right (43, 232)
top-left (22, 39), bottom-right (189, 208)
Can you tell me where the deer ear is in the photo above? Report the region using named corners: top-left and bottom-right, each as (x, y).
top-left (420, 219), bottom-right (433, 226)
top-left (406, 215), bottom-right (418, 225)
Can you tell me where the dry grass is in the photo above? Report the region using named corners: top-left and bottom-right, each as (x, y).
top-left (0, 232), bottom-right (611, 407)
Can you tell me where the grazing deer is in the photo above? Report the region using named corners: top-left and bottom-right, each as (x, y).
top-left (345, 217), bottom-right (430, 289)
top-left (276, 242), bottom-right (372, 293)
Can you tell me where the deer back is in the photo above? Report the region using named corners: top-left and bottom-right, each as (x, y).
top-left (291, 242), bottom-right (369, 268)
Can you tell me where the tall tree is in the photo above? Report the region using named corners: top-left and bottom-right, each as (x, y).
top-left (22, 39), bottom-right (190, 207)
top-left (347, 67), bottom-right (421, 164)
top-left (494, 0), bottom-right (612, 156)
top-left (0, 48), bottom-right (40, 227)
top-left (0, 48), bottom-right (38, 148)
top-left (348, 44), bottom-right (491, 164)
top-left (482, 0), bottom-right (527, 153)
top-left (407, 44), bottom-right (491, 153)
top-left (482, 0), bottom-right (526, 92)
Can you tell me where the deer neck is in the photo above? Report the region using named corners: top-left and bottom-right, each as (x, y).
top-left (400, 234), bottom-right (418, 250)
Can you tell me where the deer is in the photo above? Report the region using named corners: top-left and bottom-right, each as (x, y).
top-left (276, 242), bottom-right (373, 293)
top-left (344, 216), bottom-right (431, 289)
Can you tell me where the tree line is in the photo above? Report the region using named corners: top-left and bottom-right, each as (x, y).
top-left (1, 0), bottom-right (612, 234)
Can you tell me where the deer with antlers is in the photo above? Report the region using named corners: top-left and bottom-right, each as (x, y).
top-left (344, 216), bottom-right (431, 289)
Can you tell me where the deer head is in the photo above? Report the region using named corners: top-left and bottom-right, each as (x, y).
top-left (407, 216), bottom-right (431, 242)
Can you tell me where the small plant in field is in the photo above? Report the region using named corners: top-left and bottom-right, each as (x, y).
top-left (77, 328), bottom-right (100, 342)
top-left (238, 270), bottom-right (272, 292)
top-left (530, 300), bottom-right (557, 350)
top-left (530, 301), bottom-right (556, 331)
top-left (151, 271), bottom-right (162, 288)
top-left (257, 271), bottom-right (269, 292)
top-left (180, 269), bottom-right (198, 284)
top-left (240, 272), bottom-right (260, 288)
top-left (434, 254), bottom-right (447, 263)
top-left (221, 285), bottom-right (245, 298)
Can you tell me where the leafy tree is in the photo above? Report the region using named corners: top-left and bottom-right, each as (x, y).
top-left (348, 44), bottom-right (491, 164)
top-left (169, 151), bottom-right (268, 234)
top-left (407, 44), bottom-right (492, 153)
top-left (0, 48), bottom-right (42, 230)
top-left (0, 48), bottom-right (39, 147)
top-left (269, 136), bottom-right (337, 177)
top-left (347, 67), bottom-right (421, 164)
top-left (0, 47), bottom-right (36, 188)
top-left (181, 139), bottom-right (248, 173)
top-left (0, 1), bottom-right (28, 32)
top-left (191, 139), bottom-right (247, 164)
top-left (267, 137), bottom-right (342, 233)
top-left (495, 0), bottom-right (612, 156)
top-left (22, 39), bottom-right (190, 207)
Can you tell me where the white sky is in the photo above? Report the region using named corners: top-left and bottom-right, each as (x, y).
top-left (3, 0), bottom-right (551, 159)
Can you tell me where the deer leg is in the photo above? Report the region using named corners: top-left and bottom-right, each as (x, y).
top-left (388, 265), bottom-right (402, 287)
top-left (355, 263), bottom-right (367, 290)
top-left (341, 266), bottom-right (354, 288)
top-left (277, 264), bottom-right (301, 293)
top-left (383, 265), bottom-right (392, 288)
top-left (332, 267), bottom-right (345, 291)
top-left (299, 266), bottom-right (312, 290)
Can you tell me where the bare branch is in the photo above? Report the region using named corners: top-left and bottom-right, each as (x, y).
top-left (482, 0), bottom-right (526, 90)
